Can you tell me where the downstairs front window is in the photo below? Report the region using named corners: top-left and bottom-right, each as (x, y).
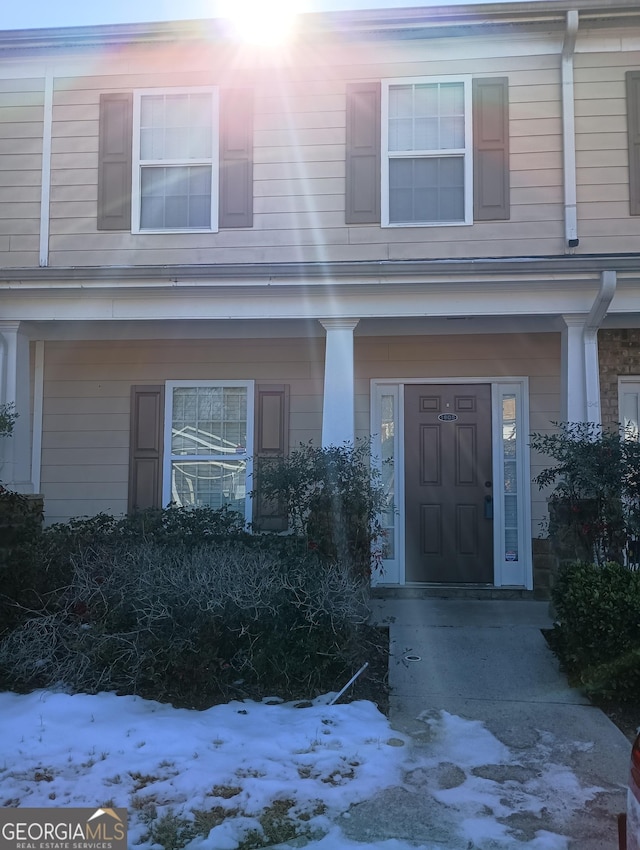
top-left (164, 381), bottom-right (253, 519)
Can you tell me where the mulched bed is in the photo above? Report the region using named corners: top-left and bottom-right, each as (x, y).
top-left (591, 698), bottom-right (640, 744)
top-left (541, 628), bottom-right (640, 744)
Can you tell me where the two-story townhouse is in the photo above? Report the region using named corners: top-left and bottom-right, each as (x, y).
top-left (2, 0), bottom-right (640, 595)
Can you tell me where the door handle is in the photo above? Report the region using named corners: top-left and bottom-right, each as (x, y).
top-left (484, 495), bottom-right (494, 520)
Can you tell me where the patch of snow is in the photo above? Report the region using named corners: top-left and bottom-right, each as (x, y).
top-left (0, 690), bottom-right (604, 849)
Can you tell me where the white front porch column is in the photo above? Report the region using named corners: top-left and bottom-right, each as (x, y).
top-left (319, 318), bottom-right (359, 447)
top-left (560, 315), bottom-right (588, 423)
top-left (0, 322), bottom-right (33, 492)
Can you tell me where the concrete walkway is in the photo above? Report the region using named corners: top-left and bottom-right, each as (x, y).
top-left (349, 598), bottom-right (631, 849)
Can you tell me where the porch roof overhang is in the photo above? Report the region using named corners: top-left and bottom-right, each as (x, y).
top-left (2, 255), bottom-right (640, 332)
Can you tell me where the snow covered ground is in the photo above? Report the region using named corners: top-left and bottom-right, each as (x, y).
top-left (0, 690), bottom-right (602, 850)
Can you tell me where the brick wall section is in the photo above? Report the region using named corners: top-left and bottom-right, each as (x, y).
top-left (532, 537), bottom-right (556, 600)
top-left (599, 329), bottom-right (640, 431)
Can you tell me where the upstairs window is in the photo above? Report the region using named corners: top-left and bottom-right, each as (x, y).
top-left (132, 88), bottom-right (218, 233)
top-left (382, 78), bottom-right (472, 226)
top-left (346, 77), bottom-right (509, 226)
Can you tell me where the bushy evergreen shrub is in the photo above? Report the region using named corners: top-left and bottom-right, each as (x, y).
top-left (529, 421), bottom-right (640, 565)
top-left (0, 401), bottom-right (16, 439)
top-left (0, 488), bottom-right (49, 636)
top-left (550, 561), bottom-right (640, 701)
top-left (252, 440), bottom-right (389, 579)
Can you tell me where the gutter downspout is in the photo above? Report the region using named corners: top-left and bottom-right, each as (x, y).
top-left (39, 69), bottom-right (53, 268)
top-left (584, 270), bottom-right (616, 425)
top-left (562, 10), bottom-right (579, 250)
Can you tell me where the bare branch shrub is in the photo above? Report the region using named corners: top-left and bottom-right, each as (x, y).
top-left (0, 539), bottom-right (376, 707)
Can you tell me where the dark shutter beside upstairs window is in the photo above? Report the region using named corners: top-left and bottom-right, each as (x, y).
top-left (627, 71), bottom-right (640, 216)
top-left (219, 88), bottom-right (254, 228)
top-left (473, 77), bottom-right (510, 221)
top-left (97, 89), bottom-right (254, 231)
top-left (97, 93), bottom-right (133, 231)
top-left (345, 81), bottom-right (381, 224)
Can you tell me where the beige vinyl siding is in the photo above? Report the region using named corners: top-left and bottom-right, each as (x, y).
top-left (28, 32), bottom-right (566, 267)
top-left (574, 38), bottom-right (640, 251)
top-left (354, 332), bottom-right (561, 541)
top-left (41, 331), bottom-right (561, 538)
top-left (15, 27), bottom-right (640, 266)
top-left (49, 84), bottom-right (98, 237)
top-left (40, 337), bottom-right (325, 524)
top-left (0, 77), bottom-right (43, 266)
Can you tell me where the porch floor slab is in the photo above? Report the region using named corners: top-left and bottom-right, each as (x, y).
top-left (356, 597), bottom-right (631, 850)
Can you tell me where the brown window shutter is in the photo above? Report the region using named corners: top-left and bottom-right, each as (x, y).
top-left (253, 384), bottom-right (289, 532)
top-left (128, 385), bottom-right (164, 513)
top-left (346, 82), bottom-right (381, 224)
top-left (627, 72), bottom-right (640, 216)
top-left (219, 88), bottom-right (253, 228)
top-left (97, 93), bottom-right (133, 231)
top-left (473, 77), bottom-right (510, 221)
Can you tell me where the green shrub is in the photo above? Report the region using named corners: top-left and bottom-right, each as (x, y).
top-left (550, 561), bottom-right (640, 701)
top-left (581, 649), bottom-right (640, 702)
top-left (252, 440), bottom-right (389, 579)
top-left (529, 422), bottom-right (640, 565)
top-left (0, 488), bottom-right (50, 637)
top-left (0, 401), bottom-right (16, 438)
top-left (0, 487), bottom-right (43, 546)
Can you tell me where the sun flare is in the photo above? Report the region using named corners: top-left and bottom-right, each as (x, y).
top-left (218, 0), bottom-right (302, 46)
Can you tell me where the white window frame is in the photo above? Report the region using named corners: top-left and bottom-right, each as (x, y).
top-left (492, 381), bottom-right (531, 589)
top-left (163, 380), bottom-right (254, 522)
top-left (371, 383), bottom-right (400, 581)
top-left (132, 87), bottom-right (219, 234)
top-left (381, 75), bottom-right (473, 228)
top-left (618, 377), bottom-right (640, 568)
top-left (619, 377), bottom-right (640, 439)
top-left (370, 378), bottom-right (531, 588)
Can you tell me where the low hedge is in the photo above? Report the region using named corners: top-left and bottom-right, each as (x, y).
top-left (0, 506), bottom-right (383, 708)
top-left (0, 505), bottom-right (250, 640)
top-left (549, 560), bottom-right (640, 702)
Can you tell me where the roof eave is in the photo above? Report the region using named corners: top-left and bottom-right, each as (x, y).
top-left (1, 0), bottom-right (640, 51)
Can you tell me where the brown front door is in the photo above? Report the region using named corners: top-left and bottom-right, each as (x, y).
top-left (404, 384), bottom-right (493, 583)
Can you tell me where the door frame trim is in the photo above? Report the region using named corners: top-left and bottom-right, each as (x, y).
top-left (371, 376), bottom-right (532, 589)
